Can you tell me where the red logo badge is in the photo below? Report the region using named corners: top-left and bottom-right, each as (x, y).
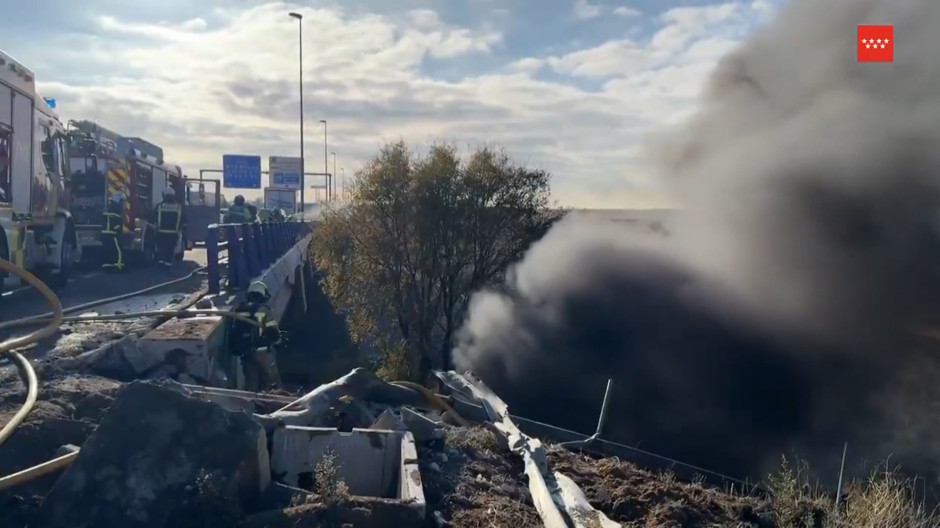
top-left (857, 25), bottom-right (893, 62)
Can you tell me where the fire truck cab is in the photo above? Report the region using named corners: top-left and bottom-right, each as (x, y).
top-left (0, 50), bottom-right (79, 294)
top-left (67, 120), bottom-right (186, 264)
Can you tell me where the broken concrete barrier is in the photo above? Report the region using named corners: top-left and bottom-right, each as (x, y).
top-left (36, 380), bottom-right (271, 528)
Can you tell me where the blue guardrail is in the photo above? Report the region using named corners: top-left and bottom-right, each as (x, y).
top-left (205, 221), bottom-right (311, 294)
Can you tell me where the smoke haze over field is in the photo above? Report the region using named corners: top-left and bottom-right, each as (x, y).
top-left (454, 0), bottom-right (940, 479)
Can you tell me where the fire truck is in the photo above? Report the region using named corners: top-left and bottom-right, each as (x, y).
top-left (0, 50), bottom-right (79, 295)
top-left (67, 120), bottom-right (187, 264)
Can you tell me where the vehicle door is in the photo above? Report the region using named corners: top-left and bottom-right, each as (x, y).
top-left (182, 178), bottom-right (220, 245)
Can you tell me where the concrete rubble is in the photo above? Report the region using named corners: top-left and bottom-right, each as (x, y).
top-left (4, 366), bottom-right (627, 527)
top-left (36, 381), bottom-right (271, 528)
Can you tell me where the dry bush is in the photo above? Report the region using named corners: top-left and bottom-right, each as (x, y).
top-left (315, 448), bottom-right (351, 506)
top-left (769, 456), bottom-right (940, 527)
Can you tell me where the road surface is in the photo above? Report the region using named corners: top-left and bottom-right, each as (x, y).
top-left (0, 248), bottom-right (209, 323)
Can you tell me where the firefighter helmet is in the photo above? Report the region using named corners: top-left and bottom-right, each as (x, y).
top-left (246, 281), bottom-right (271, 303)
top-left (163, 188), bottom-right (176, 199)
top-left (234, 194), bottom-right (246, 205)
top-left (109, 192), bottom-right (126, 204)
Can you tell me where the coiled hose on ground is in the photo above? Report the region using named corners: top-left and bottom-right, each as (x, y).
top-left (0, 260), bottom-right (257, 490)
top-left (0, 258), bottom-right (64, 449)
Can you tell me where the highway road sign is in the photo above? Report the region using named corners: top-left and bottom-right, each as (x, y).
top-left (264, 187), bottom-right (297, 213)
top-left (222, 154), bottom-right (261, 189)
top-left (269, 156), bottom-right (303, 189)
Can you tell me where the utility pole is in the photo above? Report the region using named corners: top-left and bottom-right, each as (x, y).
top-left (320, 119), bottom-right (328, 201)
top-left (331, 152), bottom-right (336, 201)
top-left (341, 167), bottom-right (345, 200)
top-left (288, 11), bottom-right (304, 213)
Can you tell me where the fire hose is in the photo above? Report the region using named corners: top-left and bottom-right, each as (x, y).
top-left (0, 261), bottom-right (259, 490)
top-left (0, 258), bottom-right (64, 449)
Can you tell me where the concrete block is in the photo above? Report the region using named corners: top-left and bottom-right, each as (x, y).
top-left (138, 316), bottom-right (226, 380)
top-left (270, 426), bottom-right (425, 519)
top-left (37, 381), bottom-right (271, 528)
top-left (371, 409), bottom-right (407, 433)
top-left (399, 407), bottom-right (444, 444)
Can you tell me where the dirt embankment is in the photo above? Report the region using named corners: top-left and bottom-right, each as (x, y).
top-left (0, 374), bottom-right (122, 528)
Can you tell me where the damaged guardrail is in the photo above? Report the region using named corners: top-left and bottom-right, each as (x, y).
top-left (206, 221), bottom-right (311, 293)
top-left (436, 371), bottom-right (621, 528)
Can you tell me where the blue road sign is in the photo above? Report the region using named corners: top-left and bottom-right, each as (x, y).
top-left (223, 154), bottom-right (262, 189)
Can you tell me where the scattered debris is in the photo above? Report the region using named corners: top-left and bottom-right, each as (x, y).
top-left (35, 381), bottom-right (270, 528)
top-left (0, 366), bottom-right (795, 527)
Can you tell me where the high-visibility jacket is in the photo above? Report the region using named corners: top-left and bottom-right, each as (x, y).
top-left (225, 204), bottom-right (252, 223)
top-left (102, 202), bottom-right (123, 234)
top-left (155, 202), bottom-right (182, 233)
top-left (232, 303), bottom-right (280, 356)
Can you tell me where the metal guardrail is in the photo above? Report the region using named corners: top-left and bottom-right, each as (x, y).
top-left (205, 221), bottom-right (311, 294)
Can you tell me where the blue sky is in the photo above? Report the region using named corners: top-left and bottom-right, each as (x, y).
top-left (0, 0), bottom-right (779, 206)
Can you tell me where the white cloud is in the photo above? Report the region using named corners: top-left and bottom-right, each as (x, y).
top-left (508, 57), bottom-right (544, 73)
top-left (613, 6), bottom-right (642, 17)
top-left (29, 1), bottom-right (773, 208)
top-left (573, 0), bottom-right (602, 20)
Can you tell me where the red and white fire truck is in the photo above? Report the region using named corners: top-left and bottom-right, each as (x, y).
top-left (67, 120), bottom-right (187, 263)
top-left (0, 49), bottom-right (79, 294)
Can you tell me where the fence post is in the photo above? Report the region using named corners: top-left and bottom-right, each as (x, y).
top-left (243, 223), bottom-right (261, 279)
top-left (225, 224), bottom-right (249, 289)
top-left (206, 225), bottom-right (220, 294)
top-left (252, 223), bottom-right (269, 268)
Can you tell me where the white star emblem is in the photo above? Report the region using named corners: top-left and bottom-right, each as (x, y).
top-left (876, 38), bottom-right (882, 43)
top-left (880, 44), bottom-right (885, 48)
top-left (866, 43), bottom-right (871, 48)
top-left (884, 38), bottom-right (890, 44)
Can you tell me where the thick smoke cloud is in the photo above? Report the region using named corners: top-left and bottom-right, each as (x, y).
top-left (454, 0), bottom-right (940, 481)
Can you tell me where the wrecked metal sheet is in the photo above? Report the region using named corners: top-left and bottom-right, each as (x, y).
top-left (438, 371), bottom-right (620, 528)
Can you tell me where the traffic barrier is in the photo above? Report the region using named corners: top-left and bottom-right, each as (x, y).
top-left (206, 221), bottom-right (311, 294)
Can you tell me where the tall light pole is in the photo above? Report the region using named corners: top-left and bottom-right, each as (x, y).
top-left (331, 151), bottom-right (336, 200)
top-left (289, 11), bottom-right (304, 213)
top-left (319, 119), bottom-right (328, 201)
top-left (341, 167), bottom-right (345, 201)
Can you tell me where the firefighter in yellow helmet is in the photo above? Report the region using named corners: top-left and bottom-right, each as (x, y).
top-left (232, 280), bottom-right (283, 390)
top-left (101, 192), bottom-right (125, 271)
top-left (152, 187), bottom-right (185, 267)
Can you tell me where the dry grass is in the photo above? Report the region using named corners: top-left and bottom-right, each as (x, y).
top-left (769, 456), bottom-right (940, 527)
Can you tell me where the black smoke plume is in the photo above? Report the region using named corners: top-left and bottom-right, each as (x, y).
top-left (454, 0), bottom-right (940, 481)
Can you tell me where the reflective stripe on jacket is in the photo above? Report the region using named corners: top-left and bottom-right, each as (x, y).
top-left (102, 211), bottom-right (122, 234)
top-left (156, 202), bottom-right (182, 233)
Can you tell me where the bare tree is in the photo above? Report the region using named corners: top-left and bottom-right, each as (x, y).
top-left (311, 140), bottom-right (558, 380)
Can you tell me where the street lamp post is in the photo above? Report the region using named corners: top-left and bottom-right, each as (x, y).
top-left (319, 119), bottom-right (328, 201)
top-left (331, 151), bottom-right (336, 200)
top-left (340, 167), bottom-right (345, 200)
top-left (288, 11), bottom-right (304, 213)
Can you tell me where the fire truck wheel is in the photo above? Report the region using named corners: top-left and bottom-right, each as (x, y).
top-left (0, 233), bottom-right (7, 297)
top-left (51, 236), bottom-right (74, 288)
top-left (142, 230), bottom-right (156, 266)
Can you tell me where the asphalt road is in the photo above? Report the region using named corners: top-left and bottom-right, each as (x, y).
top-left (0, 248), bottom-right (209, 323)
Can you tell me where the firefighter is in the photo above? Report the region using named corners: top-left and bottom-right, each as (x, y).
top-left (101, 192), bottom-right (125, 271)
top-left (224, 194), bottom-right (252, 223)
top-left (232, 281), bottom-right (283, 391)
top-left (153, 188), bottom-right (184, 267)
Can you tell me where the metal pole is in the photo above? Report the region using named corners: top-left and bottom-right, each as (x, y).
top-left (341, 167), bottom-right (345, 200)
top-left (289, 12), bottom-right (304, 214)
top-left (320, 120), bottom-right (328, 201)
top-left (835, 442), bottom-right (848, 508)
top-left (331, 152), bottom-right (336, 200)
